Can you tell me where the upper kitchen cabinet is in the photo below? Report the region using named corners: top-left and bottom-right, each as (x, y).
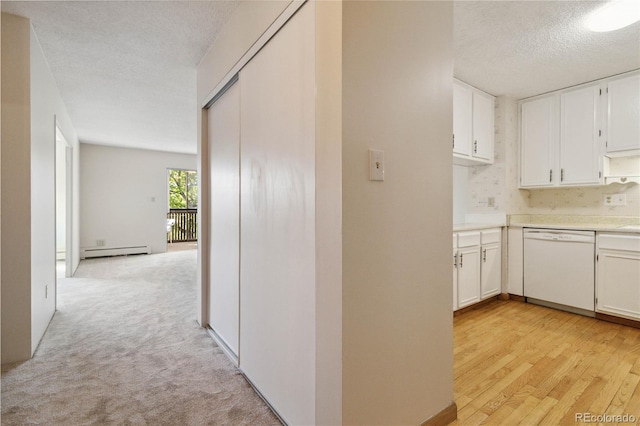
top-left (519, 71), bottom-right (640, 189)
top-left (453, 79), bottom-right (495, 166)
top-left (520, 85), bottom-right (603, 188)
top-left (520, 95), bottom-right (558, 187)
top-left (606, 73), bottom-right (640, 155)
top-left (559, 84), bottom-right (601, 186)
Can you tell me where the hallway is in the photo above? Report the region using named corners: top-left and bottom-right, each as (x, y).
top-left (1, 250), bottom-right (279, 425)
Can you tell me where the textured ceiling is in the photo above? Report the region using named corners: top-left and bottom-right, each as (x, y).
top-left (1, 1), bottom-right (238, 154)
top-left (2, 1), bottom-right (638, 153)
top-left (455, 1), bottom-right (640, 99)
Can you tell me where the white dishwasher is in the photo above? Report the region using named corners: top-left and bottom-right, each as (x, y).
top-left (523, 229), bottom-right (595, 314)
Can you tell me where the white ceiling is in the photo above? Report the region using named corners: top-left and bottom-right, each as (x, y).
top-left (2, 1), bottom-right (639, 154)
top-left (1, 1), bottom-right (238, 154)
top-left (455, 1), bottom-right (640, 99)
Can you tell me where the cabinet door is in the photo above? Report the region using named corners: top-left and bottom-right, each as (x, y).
top-left (453, 82), bottom-right (472, 156)
top-left (457, 245), bottom-right (480, 308)
top-left (472, 91), bottom-right (494, 162)
top-left (481, 243), bottom-right (501, 299)
top-left (607, 74), bottom-right (640, 153)
top-left (560, 85), bottom-right (601, 185)
top-left (520, 96), bottom-right (558, 187)
top-left (453, 249), bottom-right (458, 311)
top-left (597, 249), bottom-right (640, 321)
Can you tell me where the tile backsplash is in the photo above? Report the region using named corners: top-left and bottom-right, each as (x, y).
top-left (524, 184), bottom-right (639, 216)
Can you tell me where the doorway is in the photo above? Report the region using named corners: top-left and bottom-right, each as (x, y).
top-left (55, 124), bottom-right (73, 279)
top-left (166, 169), bottom-right (198, 251)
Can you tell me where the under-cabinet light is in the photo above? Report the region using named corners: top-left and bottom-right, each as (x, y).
top-left (585, 0), bottom-right (640, 32)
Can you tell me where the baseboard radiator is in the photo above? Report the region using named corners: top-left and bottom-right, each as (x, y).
top-left (81, 246), bottom-right (151, 259)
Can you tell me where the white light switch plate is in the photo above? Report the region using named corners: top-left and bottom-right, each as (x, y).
top-left (369, 149), bottom-right (384, 181)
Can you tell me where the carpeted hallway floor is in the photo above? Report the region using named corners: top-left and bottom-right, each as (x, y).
top-left (1, 249), bottom-right (280, 425)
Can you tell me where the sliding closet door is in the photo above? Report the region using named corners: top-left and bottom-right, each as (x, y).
top-left (207, 80), bottom-right (240, 357)
top-left (239, 3), bottom-right (315, 425)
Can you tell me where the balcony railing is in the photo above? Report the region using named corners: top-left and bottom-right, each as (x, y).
top-left (167, 209), bottom-right (197, 242)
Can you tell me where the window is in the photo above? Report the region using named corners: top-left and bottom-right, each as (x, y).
top-left (168, 169), bottom-right (197, 209)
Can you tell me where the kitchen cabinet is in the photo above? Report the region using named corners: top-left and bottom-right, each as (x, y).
top-left (607, 74), bottom-right (640, 155)
top-left (480, 229), bottom-right (501, 299)
top-left (520, 95), bottom-right (558, 187)
top-left (559, 85), bottom-right (601, 185)
top-left (453, 235), bottom-right (458, 311)
top-left (520, 84), bottom-right (602, 188)
top-left (453, 80), bottom-right (495, 166)
top-left (520, 71), bottom-right (640, 188)
top-left (456, 232), bottom-right (481, 309)
top-left (453, 82), bottom-right (472, 158)
top-left (453, 228), bottom-right (502, 311)
top-left (596, 233), bottom-right (640, 321)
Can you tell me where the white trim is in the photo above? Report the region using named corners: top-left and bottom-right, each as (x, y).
top-left (206, 327), bottom-right (238, 366)
top-left (80, 246), bottom-right (151, 259)
top-left (201, 0), bottom-right (307, 109)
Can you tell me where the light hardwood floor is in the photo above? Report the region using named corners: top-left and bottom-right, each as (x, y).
top-left (452, 300), bottom-right (640, 425)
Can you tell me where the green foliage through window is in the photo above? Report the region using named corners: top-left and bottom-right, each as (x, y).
top-left (168, 169), bottom-right (197, 209)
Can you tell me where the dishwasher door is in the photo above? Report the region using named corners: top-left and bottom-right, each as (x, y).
top-left (524, 229), bottom-right (595, 312)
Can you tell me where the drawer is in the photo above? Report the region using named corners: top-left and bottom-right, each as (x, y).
top-left (598, 233), bottom-right (640, 252)
top-left (457, 231), bottom-right (480, 248)
top-left (481, 229), bottom-right (501, 245)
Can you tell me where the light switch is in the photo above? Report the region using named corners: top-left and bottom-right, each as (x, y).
top-left (369, 149), bottom-right (384, 181)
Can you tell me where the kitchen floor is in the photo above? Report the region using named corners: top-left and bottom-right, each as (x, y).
top-left (452, 300), bottom-right (640, 425)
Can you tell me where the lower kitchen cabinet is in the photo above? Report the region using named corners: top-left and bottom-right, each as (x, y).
top-left (480, 229), bottom-right (501, 299)
top-left (596, 233), bottom-right (640, 321)
top-left (454, 228), bottom-right (502, 311)
top-left (457, 238), bottom-right (481, 308)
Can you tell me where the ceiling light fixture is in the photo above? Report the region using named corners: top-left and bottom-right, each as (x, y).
top-left (585, 0), bottom-right (640, 32)
top-left (585, 0), bottom-right (640, 33)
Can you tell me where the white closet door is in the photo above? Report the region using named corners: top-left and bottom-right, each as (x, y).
top-left (239, 3), bottom-right (316, 425)
top-left (208, 81), bottom-right (240, 357)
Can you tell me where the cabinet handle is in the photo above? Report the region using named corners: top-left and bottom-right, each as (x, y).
top-left (549, 169), bottom-right (552, 182)
top-left (460, 253), bottom-right (463, 268)
top-left (454, 253), bottom-right (457, 268)
top-left (452, 134), bottom-right (455, 149)
top-left (473, 140), bottom-right (478, 154)
top-left (561, 168), bottom-right (564, 182)
top-left (483, 249), bottom-right (487, 262)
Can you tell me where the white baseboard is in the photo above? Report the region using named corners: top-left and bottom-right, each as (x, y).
top-left (80, 246), bottom-right (150, 259)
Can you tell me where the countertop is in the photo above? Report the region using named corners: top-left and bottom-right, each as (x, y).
top-left (453, 215), bottom-right (640, 233)
top-left (453, 223), bottom-right (505, 232)
top-left (508, 214), bottom-right (640, 233)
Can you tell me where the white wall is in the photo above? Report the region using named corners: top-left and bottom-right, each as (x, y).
top-left (1, 13), bottom-right (32, 364)
top-left (198, 1), bottom-right (454, 423)
top-left (1, 13), bottom-right (81, 364)
top-left (80, 144), bottom-right (196, 254)
top-left (30, 24), bottom-right (82, 353)
top-left (342, 2), bottom-right (454, 424)
top-left (453, 165), bottom-right (468, 224)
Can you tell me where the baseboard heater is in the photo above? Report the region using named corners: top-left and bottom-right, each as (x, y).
top-left (81, 246), bottom-right (150, 259)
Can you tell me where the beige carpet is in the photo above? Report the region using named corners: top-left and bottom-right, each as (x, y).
top-left (1, 250), bottom-right (280, 425)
